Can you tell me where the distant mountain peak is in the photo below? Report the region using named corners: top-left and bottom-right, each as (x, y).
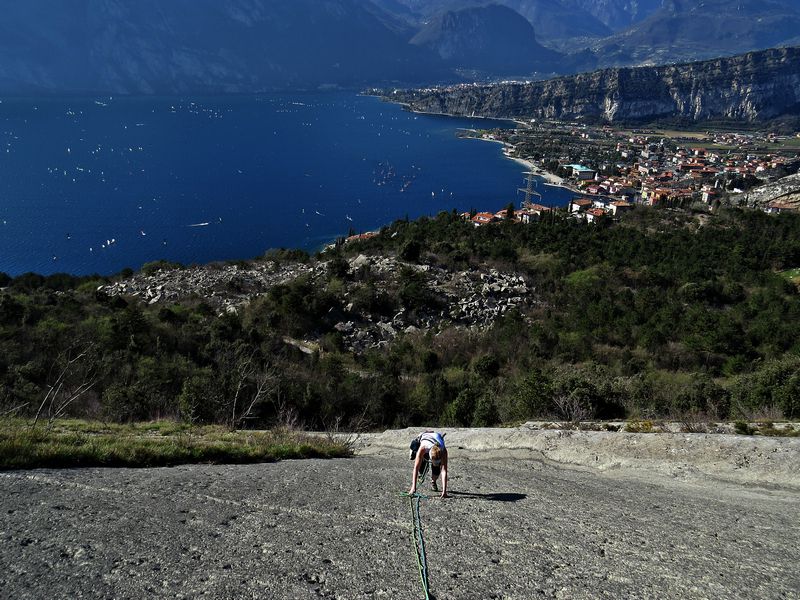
top-left (410, 4), bottom-right (560, 75)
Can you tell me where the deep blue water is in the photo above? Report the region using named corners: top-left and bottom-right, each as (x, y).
top-left (0, 92), bottom-right (573, 276)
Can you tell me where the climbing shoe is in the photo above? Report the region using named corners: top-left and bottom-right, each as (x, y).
top-left (431, 481), bottom-right (439, 492)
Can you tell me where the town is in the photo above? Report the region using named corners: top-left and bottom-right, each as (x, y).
top-left (456, 119), bottom-right (800, 225)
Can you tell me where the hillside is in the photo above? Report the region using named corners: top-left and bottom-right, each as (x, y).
top-left (371, 0), bottom-right (622, 43)
top-left (371, 0), bottom-right (800, 70)
top-left (1, 1), bottom-right (799, 92)
top-left (0, 0), bottom-right (442, 94)
top-left (383, 46), bottom-right (800, 123)
top-left (409, 4), bottom-right (561, 75)
top-left (561, 0), bottom-right (664, 32)
top-left (589, 0), bottom-right (800, 67)
top-left (2, 207), bottom-right (799, 430)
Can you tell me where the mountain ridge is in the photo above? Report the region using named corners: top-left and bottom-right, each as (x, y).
top-left (588, 0), bottom-right (800, 67)
top-left (409, 4), bottom-right (561, 75)
top-left (0, 1), bottom-right (799, 95)
top-left (381, 46), bottom-right (800, 123)
top-left (0, 0), bottom-right (444, 95)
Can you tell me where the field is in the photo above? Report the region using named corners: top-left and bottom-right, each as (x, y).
top-left (0, 420), bottom-right (351, 470)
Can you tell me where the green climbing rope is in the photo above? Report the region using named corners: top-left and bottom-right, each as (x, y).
top-left (402, 457), bottom-right (433, 600)
top-left (409, 492), bottom-right (432, 600)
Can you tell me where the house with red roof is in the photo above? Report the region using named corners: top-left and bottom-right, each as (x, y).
top-left (570, 198), bottom-right (593, 213)
top-left (609, 201), bottom-right (633, 216)
top-left (585, 208), bottom-right (605, 223)
top-left (765, 201), bottom-right (799, 215)
top-left (471, 212), bottom-right (497, 226)
top-left (516, 208), bottom-right (539, 224)
top-left (345, 231), bottom-right (378, 243)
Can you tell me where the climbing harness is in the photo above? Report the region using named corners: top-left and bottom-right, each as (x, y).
top-left (402, 457), bottom-right (434, 600)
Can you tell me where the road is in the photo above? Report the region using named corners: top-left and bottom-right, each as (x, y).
top-left (1, 448), bottom-right (798, 599)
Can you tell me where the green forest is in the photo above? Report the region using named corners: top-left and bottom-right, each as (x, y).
top-left (1, 206), bottom-right (799, 430)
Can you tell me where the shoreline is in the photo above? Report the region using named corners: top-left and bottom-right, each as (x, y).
top-left (509, 156), bottom-right (585, 196)
top-left (390, 94), bottom-right (636, 204)
top-left (464, 131), bottom-right (583, 196)
top-left (385, 95), bottom-right (581, 199)
top-left (384, 98), bottom-right (520, 125)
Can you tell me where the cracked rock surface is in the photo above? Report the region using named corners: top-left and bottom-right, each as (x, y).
top-left (2, 436), bottom-right (798, 599)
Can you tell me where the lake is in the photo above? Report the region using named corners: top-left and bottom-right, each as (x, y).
top-left (0, 92), bottom-right (573, 276)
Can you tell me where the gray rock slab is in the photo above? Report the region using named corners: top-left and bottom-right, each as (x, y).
top-left (357, 427), bottom-right (800, 489)
top-left (1, 448), bottom-right (799, 599)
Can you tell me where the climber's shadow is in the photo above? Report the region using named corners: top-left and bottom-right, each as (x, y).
top-left (447, 491), bottom-right (526, 502)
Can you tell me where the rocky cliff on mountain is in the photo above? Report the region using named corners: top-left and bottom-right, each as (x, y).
top-left (384, 46), bottom-right (800, 123)
top-left (732, 173), bottom-right (800, 210)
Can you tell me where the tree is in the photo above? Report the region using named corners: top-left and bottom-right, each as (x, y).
top-left (32, 343), bottom-right (98, 429)
top-left (505, 202), bottom-right (515, 220)
top-left (227, 349), bottom-right (276, 430)
top-left (400, 239), bottom-right (422, 263)
top-left (178, 369), bottom-right (223, 424)
top-left (472, 393), bottom-right (499, 427)
top-left (501, 369), bottom-right (552, 422)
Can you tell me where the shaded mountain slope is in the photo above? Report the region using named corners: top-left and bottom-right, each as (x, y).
top-left (561, 0), bottom-right (664, 31)
top-left (409, 4), bottom-right (561, 75)
top-left (590, 0), bottom-right (800, 66)
top-left (0, 0), bottom-right (443, 94)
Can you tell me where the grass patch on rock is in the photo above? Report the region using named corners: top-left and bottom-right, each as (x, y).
top-left (781, 267), bottom-right (800, 287)
top-left (0, 419), bottom-right (352, 470)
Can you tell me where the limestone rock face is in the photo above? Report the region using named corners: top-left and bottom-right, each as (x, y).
top-left (386, 46), bottom-right (800, 123)
top-left (733, 173), bottom-right (800, 209)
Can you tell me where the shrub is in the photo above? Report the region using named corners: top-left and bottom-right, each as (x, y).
top-left (733, 420), bottom-right (756, 435)
top-left (327, 255), bottom-right (350, 279)
top-left (500, 369), bottom-right (552, 422)
top-left (625, 419), bottom-right (655, 433)
top-left (399, 240), bottom-right (422, 263)
top-left (729, 358), bottom-right (800, 420)
top-left (141, 260), bottom-right (183, 275)
top-left (442, 387), bottom-right (478, 427)
top-left (397, 267), bottom-right (442, 313)
top-left (472, 354), bottom-right (500, 379)
top-left (679, 410), bottom-right (711, 433)
top-left (471, 394), bottom-right (499, 427)
top-left (263, 248), bottom-right (310, 263)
